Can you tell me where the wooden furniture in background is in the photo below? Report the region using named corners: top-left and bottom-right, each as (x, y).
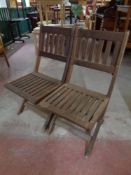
top-left (5, 25), bottom-right (74, 114)
top-left (27, 11), bottom-right (39, 31)
top-left (32, 0), bottom-right (66, 56)
top-left (0, 34), bottom-right (10, 67)
top-left (114, 5), bottom-right (131, 48)
top-left (95, 0), bottom-right (124, 31)
top-left (36, 0), bottom-right (65, 25)
top-left (95, 0), bottom-right (111, 6)
top-left (124, 0), bottom-right (131, 5)
top-left (95, 0), bottom-right (131, 31)
top-left (36, 29), bottom-right (129, 156)
top-left (75, 0), bottom-right (111, 29)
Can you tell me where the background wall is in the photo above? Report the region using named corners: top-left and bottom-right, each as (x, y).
top-left (0, 0), bottom-right (7, 7)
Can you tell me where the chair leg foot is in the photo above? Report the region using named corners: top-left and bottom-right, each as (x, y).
top-left (84, 120), bottom-right (103, 157)
top-left (47, 116), bottom-right (57, 134)
top-left (43, 113), bottom-right (54, 131)
top-left (17, 99), bottom-right (27, 115)
top-left (84, 144), bottom-right (93, 157)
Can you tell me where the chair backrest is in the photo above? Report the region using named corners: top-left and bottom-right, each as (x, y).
top-left (38, 25), bottom-right (74, 62)
top-left (37, 25), bottom-right (75, 82)
top-left (66, 28), bottom-right (129, 97)
top-left (35, 0), bottom-right (65, 26)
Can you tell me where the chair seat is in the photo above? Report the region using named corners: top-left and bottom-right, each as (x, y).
top-left (38, 83), bottom-right (109, 130)
top-left (5, 72), bottom-right (62, 104)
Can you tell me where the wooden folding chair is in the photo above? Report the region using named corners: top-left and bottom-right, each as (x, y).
top-left (35, 28), bottom-right (129, 156)
top-left (5, 25), bottom-right (74, 114)
top-left (0, 34), bottom-right (10, 67)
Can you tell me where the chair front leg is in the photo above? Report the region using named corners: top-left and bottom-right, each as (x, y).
top-left (34, 56), bottom-right (41, 72)
top-left (47, 115), bottom-right (57, 134)
top-left (85, 119), bottom-right (103, 157)
top-left (43, 113), bottom-right (54, 131)
top-left (43, 113), bottom-right (57, 134)
top-left (17, 99), bottom-right (27, 115)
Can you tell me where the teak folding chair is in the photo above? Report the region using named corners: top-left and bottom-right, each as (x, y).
top-left (5, 25), bottom-right (74, 114)
top-left (35, 28), bottom-right (129, 156)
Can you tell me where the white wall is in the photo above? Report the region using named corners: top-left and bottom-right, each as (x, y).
top-left (0, 0), bottom-right (7, 7)
top-left (0, 0), bottom-right (30, 8)
top-left (25, 0), bottom-right (30, 7)
top-left (17, 0), bottom-right (30, 7)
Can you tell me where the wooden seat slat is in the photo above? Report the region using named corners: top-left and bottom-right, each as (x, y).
top-left (73, 95), bottom-right (90, 112)
top-left (26, 81), bottom-right (52, 95)
top-left (5, 73), bottom-right (62, 104)
top-left (11, 73), bottom-right (36, 85)
top-left (62, 91), bottom-right (81, 110)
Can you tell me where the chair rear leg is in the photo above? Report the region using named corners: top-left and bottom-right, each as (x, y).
top-left (85, 119), bottom-right (103, 157)
top-left (3, 51), bottom-right (10, 67)
top-left (17, 99), bottom-right (27, 115)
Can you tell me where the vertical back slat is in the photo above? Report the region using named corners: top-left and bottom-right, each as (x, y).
top-left (103, 40), bottom-right (112, 65)
top-left (43, 33), bottom-right (46, 52)
top-left (54, 34), bottom-right (58, 55)
top-left (81, 38), bottom-right (87, 60)
top-left (64, 36), bottom-right (71, 57)
top-left (78, 38), bottom-right (83, 59)
top-left (91, 40), bottom-right (99, 63)
top-left (87, 39), bottom-right (96, 63)
top-left (61, 35), bottom-right (65, 56)
top-left (49, 34), bottom-right (53, 54)
top-left (85, 38), bottom-right (92, 61)
top-left (111, 41), bottom-right (121, 66)
top-left (75, 37), bottom-right (81, 59)
top-left (95, 40), bottom-right (104, 64)
top-left (45, 33), bottom-right (50, 52)
top-left (57, 34), bottom-right (62, 55)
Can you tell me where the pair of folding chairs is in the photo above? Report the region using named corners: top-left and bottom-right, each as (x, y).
top-left (5, 25), bottom-right (129, 157)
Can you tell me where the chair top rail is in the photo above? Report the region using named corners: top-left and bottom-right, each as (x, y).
top-left (40, 25), bottom-right (72, 36)
top-left (76, 28), bottom-right (125, 43)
